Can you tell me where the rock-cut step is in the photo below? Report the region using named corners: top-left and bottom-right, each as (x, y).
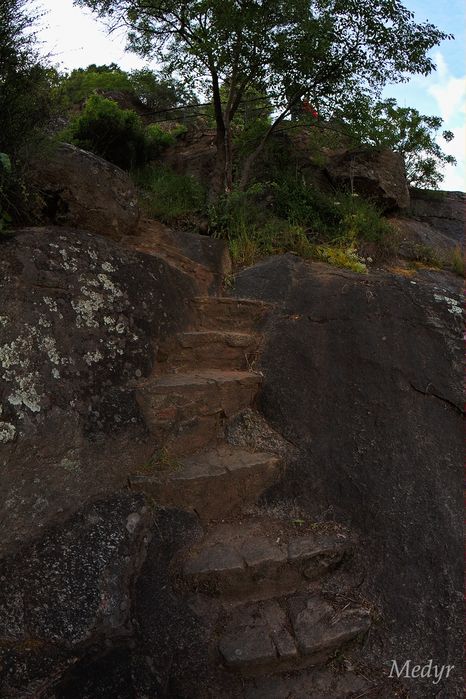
top-left (191, 296), bottom-right (274, 332)
top-left (181, 519), bottom-right (353, 600)
top-left (217, 593), bottom-right (371, 677)
top-left (157, 330), bottom-right (261, 372)
top-left (129, 445), bottom-right (282, 521)
top-left (136, 370), bottom-right (262, 455)
top-left (124, 219), bottom-right (231, 294)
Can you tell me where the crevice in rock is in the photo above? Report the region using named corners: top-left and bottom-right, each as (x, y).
top-left (409, 382), bottom-right (463, 415)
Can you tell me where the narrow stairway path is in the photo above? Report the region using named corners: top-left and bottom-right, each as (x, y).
top-left (127, 234), bottom-right (374, 697)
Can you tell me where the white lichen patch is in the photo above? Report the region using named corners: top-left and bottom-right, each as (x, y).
top-left (52, 368), bottom-right (60, 379)
top-left (38, 316), bottom-right (52, 328)
top-left (59, 248), bottom-right (78, 272)
top-left (43, 297), bottom-right (58, 313)
top-left (0, 421), bottom-right (16, 443)
top-left (8, 372), bottom-right (42, 413)
top-left (433, 294), bottom-right (462, 316)
top-left (60, 456), bottom-right (81, 474)
top-left (39, 336), bottom-right (61, 365)
top-left (84, 350), bottom-right (103, 365)
top-left (72, 289), bottom-right (105, 328)
top-left (97, 273), bottom-right (123, 297)
top-left (0, 336), bottom-right (32, 369)
top-left (101, 261), bottom-right (115, 273)
top-left (0, 316), bottom-right (9, 327)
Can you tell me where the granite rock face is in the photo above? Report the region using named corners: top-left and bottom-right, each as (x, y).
top-left (408, 188), bottom-right (465, 242)
top-left (326, 148), bottom-right (410, 210)
top-left (0, 226), bottom-right (194, 553)
top-left (0, 493), bottom-right (151, 698)
top-left (30, 143), bottom-right (140, 239)
top-left (232, 254), bottom-right (462, 698)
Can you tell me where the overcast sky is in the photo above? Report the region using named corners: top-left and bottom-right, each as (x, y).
top-left (36, 0), bottom-right (465, 191)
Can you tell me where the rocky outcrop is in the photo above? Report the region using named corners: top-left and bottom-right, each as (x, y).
top-left (0, 493), bottom-right (151, 697)
top-left (326, 148), bottom-right (410, 210)
top-left (409, 188), bottom-right (465, 242)
top-left (30, 143), bottom-right (140, 239)
top-left (0, 226), bottom-right (195, 553)
top-left (232, 254), bottom-right (462, 698)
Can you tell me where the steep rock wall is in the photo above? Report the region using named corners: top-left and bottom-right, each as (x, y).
top-left (232, 255), bottom-right (463, 698)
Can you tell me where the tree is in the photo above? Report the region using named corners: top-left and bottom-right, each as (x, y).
top-left (0, 0), bottom-right (57, 159)
top-left (129, 68), bottom-right (196, 114)
top-left (335, 98), bottom-right (456, 189)
top-left (0, 0), bottom-right (57, 225)
top-left (75, 0), bottom-right (451, 199)
top-left (58, 63), bottom-right (133, 106)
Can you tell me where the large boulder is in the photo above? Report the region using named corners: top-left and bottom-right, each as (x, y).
top-left (0, 493), bottom-right (151, 697)
top-left (409, 188), bottom-right (465, 242)
top-left (0, 226), bottom-right (195, 553)
top-left (326, 148), bottom-right (410, 211)
top-left (231, 255), bottom-right (462, 698)
top-left (30, 143), bottom-right (140, 239)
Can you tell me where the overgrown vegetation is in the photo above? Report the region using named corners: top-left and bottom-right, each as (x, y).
top-left (134, 165), bottom-right (206, 222)
top-left (77, 0), bottom-right (451, 199)
top-left (63, 95), bottom-right (187, 169)
top-left (0, 0), bottom-right (57, 226)
top-left (336, 98), bottom-right (456, 188)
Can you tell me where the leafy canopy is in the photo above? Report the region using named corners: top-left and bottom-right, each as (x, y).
top-left (336, 97), bottom-right (456, 188)
top-left (75, 0), bottom-right (452, 193)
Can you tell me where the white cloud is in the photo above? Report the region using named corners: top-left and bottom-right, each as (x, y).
top-left (427, 51), bottom-right (466, 123)
top-left (439, 124), bottom-right (466, 191)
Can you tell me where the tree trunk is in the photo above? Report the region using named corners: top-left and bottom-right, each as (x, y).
top-left (208, 131), bottom-right (227, 204)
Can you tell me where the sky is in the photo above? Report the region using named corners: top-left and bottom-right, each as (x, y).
top-left (35, 0), bottom-right (465, 191)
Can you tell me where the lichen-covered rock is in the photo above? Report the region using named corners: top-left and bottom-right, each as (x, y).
top-left (0, 226), bottom-right (195, 553)
top-left (326, 148), bottom-right (410, 210)
top-left (0, 493), bottom-right (151, 698)
top-left (30, 142), bottom-right (140, 239)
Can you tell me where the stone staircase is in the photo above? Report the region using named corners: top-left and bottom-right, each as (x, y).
top-left (128, 227), bottom-right (374, 697)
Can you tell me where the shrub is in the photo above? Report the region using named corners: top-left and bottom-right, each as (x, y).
top-left (450, 246), bottom-right (464, 277)
top-left (0, 0), bottom-right (58, 225)
top-left (57, 63), bottom-right (132, 107)
top-left (135, 165), bottom-right (206, 222)
top-left (64, 95), bottom-right (148, 170)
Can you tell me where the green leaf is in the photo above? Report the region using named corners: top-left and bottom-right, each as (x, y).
top-left (0, 153), bottom-right (12, 175)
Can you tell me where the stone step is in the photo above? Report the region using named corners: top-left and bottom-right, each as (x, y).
top-left (129, 445), bottom-right (282, 521)
top-left (130, 239), bottom-right (215, 294)
top-left (182, 519), bottom-right (353, 600)
top-left (124, 220), bottom-right (231, 294)
top-left (191, 297), bottom-right (274, 332)
top-left (217, 594), bottom-right (371, 677)
top-left (136, 370), bottom-right (262, 455)
top-left (157, 331), bottom-right (261, 372)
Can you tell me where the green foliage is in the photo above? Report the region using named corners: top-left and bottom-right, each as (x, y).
top-left (0, 1), bottom-right (56, 158)
top-left (0, 0), bottom-right (58, 225)
top-left (0, 153), bottom-right (13, 235)
top-left (129, 69), bottom-right (196, 114)
top-left (64, 95), bottom-right (148, 169)
top-left (210, 178), bottom-right (394, 271)
top-left (77, 0), bottom-right (451, 195)
top-left (313, 244), bottom-right (367, 273)
top-left (63, 94), bottom-right (188, 169)
top-left (337, 98), bottom-right (456, 188)
top-left (450, 246), bottom-right (464, 277)
top-left (57, 63), bottom-right (132, 107)
top-left (134, 165), bottom-right (206, 222)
